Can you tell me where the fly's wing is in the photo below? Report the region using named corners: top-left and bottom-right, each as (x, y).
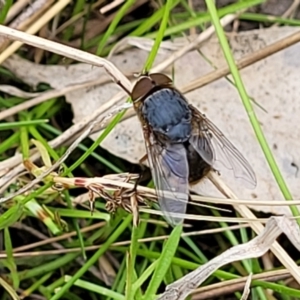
top-left (189, 105), bottom-right (257, 189)
top-left (145, 133), bottom-right (189, 226)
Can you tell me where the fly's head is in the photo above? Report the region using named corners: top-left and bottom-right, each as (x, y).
top-left (131, 73), bottom-right (173, 110)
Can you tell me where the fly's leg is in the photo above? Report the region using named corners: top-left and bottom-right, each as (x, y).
top-left (133, 153), bottom-right (148, 192)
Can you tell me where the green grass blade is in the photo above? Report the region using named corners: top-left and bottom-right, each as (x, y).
top-left (0, 131), bottom-right (19, 154)
top-left (240, 12), bottom-right (300, 26)
top-left (0, 119), bottom-right (48, 130)
top-left (65, 276), bottom-right (125, 299)
top-left (4, 227), bottom-right (19, 289)
top-left (20, 121), bottom-right (30, 159)
top-left (143, 224), bottom-right (182, 298)
top-left (125, 225), bottom-right (139, 300)
top-left (50, 214), bottom-right (132, 300)
top-left (22, 272), bottom-right (53, 298)
top-left (146, 0), bottom-right (265, 39)
top-left (40, 123), bottom-right (122, 172)
top-left (143, 0), bottom-right (174, 72)
top-left (132, 260), bottom-right (158, 293)
top-left (0, 202), bottom-right (24, 230)
top-left (96, 0), bottom-right (136, 55)
top-left (64, 191), bottom-right (87, 260)
top-left (0, 277), bottom-right (19, 300)
top-left (205, 0), bottom-right (298, 216)
top-left (130, 0), bottom-right (180, 37)
top-left (66, 109), bottom-right (126, 174)
top-left (0, 0), bottom-right (12, 23)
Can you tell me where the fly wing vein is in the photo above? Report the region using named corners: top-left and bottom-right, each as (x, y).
top-left (145, 132), bottom-right (189, 225)
top-left (189, 105), bottom-right (257, 188)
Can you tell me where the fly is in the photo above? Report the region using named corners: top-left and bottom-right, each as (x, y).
top-left (130, 73), bottom-right (257, 225)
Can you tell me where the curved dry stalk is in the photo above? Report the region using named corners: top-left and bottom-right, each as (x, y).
top-left (208, 172), bottom-right (300, 285)
top-left (0, 76), bottom-right (112, 121)
top-left (191, 269), bottom-right (291, 300)
top-left (0, 85), bottom-right (43, 98)
top-left (0, 25), bottom-right (132, 93)
top-left (158, 215), bottom-right (300, 299)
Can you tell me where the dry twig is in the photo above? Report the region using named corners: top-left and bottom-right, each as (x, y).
top-left (158, 215), bottom-right (300, 299)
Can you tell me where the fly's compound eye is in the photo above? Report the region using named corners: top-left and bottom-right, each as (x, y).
top-left (149, 73), bottom-right (173, 86)
top-left (131, 76), bottom-right (154, 102)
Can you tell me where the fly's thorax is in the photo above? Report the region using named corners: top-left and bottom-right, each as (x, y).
top-left (141, 88), bottom-right (192, 143)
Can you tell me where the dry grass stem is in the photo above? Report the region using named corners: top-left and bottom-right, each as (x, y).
top-left (12, 221), bottom-right (106, 253)
top-left (100, 0), bottom-right (125, 14)
top-left (5, 0), bottom-right (31, 24)
top-left (0, 224), bottom-right (251, 258)
top-left (1, 0), bottom-right (55, 50)
top-left (10, 224), bottom-right (249, 254)
top-left (9, 0), bottom-right (53, 30)
top-left (208, 172), bottom-right (300, 285)
top-left (192, 269), bottom-right (293, 299)
top-left (182, 29), bottom-right (300, 94)
top-left (158, 216), bottom-right (300, 299)
top-left (0, 25), bottom-right (131, 93)
top-left (0, 85), bottom-right (42, 98)
top-left (240, 274), bottom-right (252, 300)
top-left (54, 0), bottom-right (106, 34)
top-left (0, 76), bottom-right (112, 121)
top-left (151, 14), bottom-right (237, 73)
top-left (0, 0), bottom-right (73, 63)
top-left (271, 0), bottom-right (300, 28)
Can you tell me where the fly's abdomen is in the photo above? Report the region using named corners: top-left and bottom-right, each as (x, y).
top-left (186, 143), bottom-right (212, 184)
top-left (142, 88), bottom-right (192, 142)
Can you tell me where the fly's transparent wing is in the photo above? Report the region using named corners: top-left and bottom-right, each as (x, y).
top-left (189, 105), bottom-right (257, 189)
top-left (146, 134), bottom-right (189, 225)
